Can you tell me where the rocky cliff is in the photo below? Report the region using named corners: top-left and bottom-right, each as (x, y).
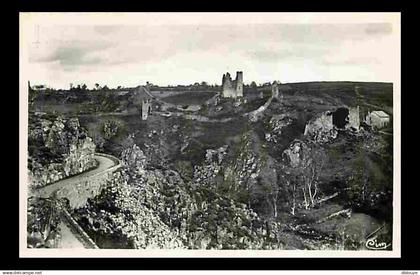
top-left (265, 113), bottom-right (295, 143)
top-left (304, 111), bottom-right (337, 143)
top-left (28, 114), bottom-right (97, 187)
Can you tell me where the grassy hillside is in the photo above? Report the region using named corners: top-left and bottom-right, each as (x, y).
top-left (160, 91), bottom-right (217, 105)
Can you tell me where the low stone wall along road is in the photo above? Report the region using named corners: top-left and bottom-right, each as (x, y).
top-left (35, 154), bottom-right (119, 199)
top-left (32, 153), bottom-right (121, 249)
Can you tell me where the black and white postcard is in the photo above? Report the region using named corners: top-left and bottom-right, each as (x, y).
top-left (19, 12), bottom-right (401, 257)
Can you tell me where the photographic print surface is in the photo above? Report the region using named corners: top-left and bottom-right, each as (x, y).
top-left (19, 12), bottom-right (401, 257)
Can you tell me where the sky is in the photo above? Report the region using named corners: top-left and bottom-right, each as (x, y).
top-left (23, 13), bottom-right (400, 89)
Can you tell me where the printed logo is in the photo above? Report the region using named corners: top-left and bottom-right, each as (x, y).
top-left (365, 225), bottom-right (391, 250)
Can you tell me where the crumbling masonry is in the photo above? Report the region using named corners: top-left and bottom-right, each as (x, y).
top-left (271, 81), bottom-right (279, 99)
top-left (222, 71), bottom-right (243, 98)
top-left (142, 99), bottom-right (152, 120)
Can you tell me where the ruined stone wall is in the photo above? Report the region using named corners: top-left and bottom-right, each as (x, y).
top-left (247, 96), bottom-right (273, 122)
top-left (304, 111), bottom-right (337, 143)
top-left (304, 112), bottom-right (334, 135)
top-left (222, 72), bottom-right (243, 98)
top-left (222, 72), bottom-right (236, 98)
top-left (235, 71), bottom-right (243, 97)
top-left (304, 106), bottom-right (361, 143)
top-left (272, 81), bottom-right (279, 99)
top-left (142, 100), bottom-right (151, 120)
top-left (347, 106), bottom-right (360, 131)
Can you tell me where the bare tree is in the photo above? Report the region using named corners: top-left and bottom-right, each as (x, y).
top-left (299, 147), bottom-right (326, 208)
top-left (282, 142), bottom-right (327, 213)
top-left (291, 181), bottom-right (296, 215)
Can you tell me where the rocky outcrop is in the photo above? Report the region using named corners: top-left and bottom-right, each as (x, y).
top-left (103, 120), bottom-right (120, 139)
top-left (271, 114), bottom-right (294, 134)
top-left (120, 144), bottom-right (147, 176)
top-left (192, 138), bottom-right (261, 188)
top-left (193, 160), bottom-right (222, 185)
top-left (234, 145), bottom-right (261, 184)
top-left (205, 145), bottom-right (228, 164)
top-left (265, 114), bottom-right (294, 143)
top-left (304, 111), bottom-right (337, 143)
top-left (282, 139), bottom-right (310, 168)
top-left (28, 115), bottom-right (97, 187)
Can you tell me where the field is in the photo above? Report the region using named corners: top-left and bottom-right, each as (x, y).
top-left (155, 91), bottom-right (217, 105)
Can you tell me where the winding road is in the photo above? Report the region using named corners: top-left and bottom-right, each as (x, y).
top-left (33, 153), bottom-right (120, 249)
top-left (35, 155), bottom-right (117, 199)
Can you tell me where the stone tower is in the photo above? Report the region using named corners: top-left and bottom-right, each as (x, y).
top-left (235, 71), bottom-right (243, 97)
top-left (222, 72), bottom-right (234, 97)
top-left (347, 106), bottom-right (360, 131)
top-left (222, 71), bottom-right (243, 98)
top-left (271, 81), bottom-right (279, 99)
top-left (142, 99), bottom-right (151, 120)
top-left (134, 85), bottom-right (153, 120)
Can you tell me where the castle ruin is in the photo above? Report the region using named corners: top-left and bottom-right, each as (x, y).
top-left (347, 106), bottom-right (360, 131)
top-left (271, 81), bottom-right (279, 99)
top-left (132, 85), bottom-right (153, 120)
top-left (142, 99), bottom-right (152, 120)
top-left (222, 71), bottom-right (243, 98)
